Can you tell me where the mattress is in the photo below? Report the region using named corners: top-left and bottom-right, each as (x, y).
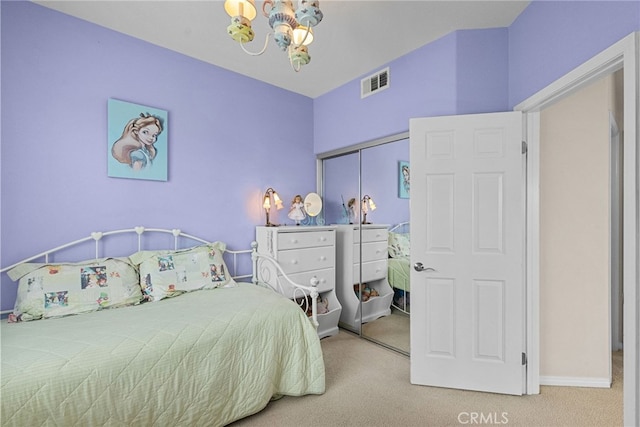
top-left (1, 282), bottom-right (325, 426)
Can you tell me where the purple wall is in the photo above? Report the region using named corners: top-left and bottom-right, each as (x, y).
top-left (313, 33), bottom-right (459, 154)
top-left (0, 2), bottom-right (316, 310)
top-left (2, 1), bottom-right (639, 311)
top-left (456, 29), bottom-right (509, 114)
top-left (313, 1), bottom-right (639, 153)
top-left (313, 28), bottom-right (510, 154)
top-left (509, 0), bottom-right (640, 107)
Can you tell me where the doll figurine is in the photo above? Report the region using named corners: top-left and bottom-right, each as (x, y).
top-left (347, 197), bottom-right (357, 224)
top-left (288, 195), bottom-right (306, 225)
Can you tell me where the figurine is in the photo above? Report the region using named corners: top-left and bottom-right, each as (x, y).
top-left (288, 194), bottom-right (306, 225)
top-left (347, 197), bottom-right (357, 224)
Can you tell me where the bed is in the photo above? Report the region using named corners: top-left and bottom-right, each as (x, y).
top-left (0, 227), bottom-right (325, 427)
top-left (388, 222), bottom-right (410, 313)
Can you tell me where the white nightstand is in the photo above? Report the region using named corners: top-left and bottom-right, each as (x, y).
top-left (255, 225), bottom-right (341, 338)
top-left (335, 224), bottom-right (394, 332)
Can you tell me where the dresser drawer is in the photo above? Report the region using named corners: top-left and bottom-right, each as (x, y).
top-left (277, 230), bottom-right (335, 250)
top-left (353, 228), bottom-right (387, 244)
top-left (353, 241), bottom-right (388, 263)
top-left (277, 246), bottom-right (335, 275)
top-left (281, 268), bottom-right (335, 295)
top-left (352, 259), bottom-right (388, 283)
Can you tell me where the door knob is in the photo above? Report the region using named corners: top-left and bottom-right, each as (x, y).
top-left (414, 262), bottom-right (436, 272)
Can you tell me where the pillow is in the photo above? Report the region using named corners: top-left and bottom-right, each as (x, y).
top-left (7, 258), bottom-right (141, 322)
top-left (388, 232), bottom-right (410, 258)
top-left (129, 242), bottom-right (236, 302)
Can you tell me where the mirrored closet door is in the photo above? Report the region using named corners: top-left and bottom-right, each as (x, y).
top-left (319, 134), bottom-right (410, 354)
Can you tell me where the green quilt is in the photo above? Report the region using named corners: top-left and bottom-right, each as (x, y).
top-left (1, 282), bottom-right (325, 426)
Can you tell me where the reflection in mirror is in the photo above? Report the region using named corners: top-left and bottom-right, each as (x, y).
top-left (322, 152), bottom-right (359, 225)
top-left (360, 138), bottom-right (410, 354)
top-left (320, 136), bottom-right (410, 354)
top-left (322, 152), bottom-right (361, 335)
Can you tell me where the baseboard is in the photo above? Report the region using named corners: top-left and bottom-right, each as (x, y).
top-left (540, 375), bottom-right (611, 388)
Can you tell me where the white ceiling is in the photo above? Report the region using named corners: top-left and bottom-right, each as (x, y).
top-left (35, 0), bottom-right (530, 98)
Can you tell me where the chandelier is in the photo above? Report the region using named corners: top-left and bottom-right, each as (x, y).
top-left (224, 0), bottom-right (324, 71)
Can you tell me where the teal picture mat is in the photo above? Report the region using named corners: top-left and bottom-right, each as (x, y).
top-left (107, 99), bottom-right (168, 181)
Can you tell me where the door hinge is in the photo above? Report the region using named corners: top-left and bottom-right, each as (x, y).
top-left (522, 352), bottom-right (527, 365)
top-left (522, 141), bottom-right (528, 155)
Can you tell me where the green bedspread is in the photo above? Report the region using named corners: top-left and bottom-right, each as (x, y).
top-left (1, 282), bottom-right (325, 426)
top-left (388, 257), bottom-right (410, 292)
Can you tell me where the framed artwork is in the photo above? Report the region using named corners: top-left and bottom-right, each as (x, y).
top-left (398, 161), bottom-right (410, 199)
top-left (107, 99), bottom-right (168, 181)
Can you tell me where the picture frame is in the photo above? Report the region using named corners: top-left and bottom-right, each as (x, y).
top-left (107, 99), bottom-right (168, 181)
top-left (398, 161), bottom-right (410, 199)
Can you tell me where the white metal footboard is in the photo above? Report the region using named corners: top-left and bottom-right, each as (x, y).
top-left (250, 242), bottom-right (320, 328)
top-left (0, 227), bottom-right (318, 324)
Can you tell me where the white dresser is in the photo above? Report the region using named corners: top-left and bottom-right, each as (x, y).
top-left (255, 225), bottom-right (341, 338)
top-left (335, 224), bottom-right (394, 332)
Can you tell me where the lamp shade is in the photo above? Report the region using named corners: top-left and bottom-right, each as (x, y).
top-left (292, 26), bottom-right (313, 46)
top-left (223, 0), bottom-right (322, 71)
top-left (224, 0), bottom-right (257, 20)
top-left (273, 192), bottom-right (284, 209)
top-left (362, 195), bottom-right (376, 212)
top-left (368, 198), bottom-right (377, 211)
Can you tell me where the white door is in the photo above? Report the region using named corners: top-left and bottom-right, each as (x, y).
top-left (409, 112), bottom-right (525, 395)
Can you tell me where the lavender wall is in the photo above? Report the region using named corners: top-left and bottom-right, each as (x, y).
top-left (313, 29), bottom-right (510, 154)
top-left (313, 1), bottom-right (640, 154)
top-left (313, 33), bottom-right (457, 154)
top-left (456, 29), bottom-right (509, 114)
top-left (0, 2), bottom-right (316, 310)
top-left (509, 0), bottom-right (640, 107)
top-left (2, 1), bottom-right (639, 311)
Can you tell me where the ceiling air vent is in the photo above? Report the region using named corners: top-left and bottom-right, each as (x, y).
top-left (361, 67), bottom-right (390, 99)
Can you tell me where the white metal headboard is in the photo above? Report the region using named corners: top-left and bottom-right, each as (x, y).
top-left (389, 221), bottom-right (410, 233)
top-left (0, 226), bottom-right (251, 279)
top-left (0, 226), bottom-right (320, 326)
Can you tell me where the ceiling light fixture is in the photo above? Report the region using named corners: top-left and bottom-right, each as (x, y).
top-left (224, 0), bottom-right (323, 72)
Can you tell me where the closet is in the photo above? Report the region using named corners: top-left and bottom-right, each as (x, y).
top-left (319, 134), bottom-right (410, 354)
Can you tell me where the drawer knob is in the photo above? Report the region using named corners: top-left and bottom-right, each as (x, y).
top-left (291, 239), bottom-right (298, 244)
top-left (290, 260), bottom-right (298, 265)
top-left (319, 256), bottom-right (327, 261)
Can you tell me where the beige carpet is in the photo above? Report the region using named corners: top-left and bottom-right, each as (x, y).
top-left (362, 308), bottom-right (410, 354)
top-left (230, 331), bottom-right (623, 427)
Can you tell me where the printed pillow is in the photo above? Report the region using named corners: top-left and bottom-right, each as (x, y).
top-left (130, 242), bottom-right (236, 302)
top-left (7, 258), bottom-right (142, 322)
top-left (388, 232), bottom-right (410, 258)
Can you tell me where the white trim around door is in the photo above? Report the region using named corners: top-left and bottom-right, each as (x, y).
top-left (515, 32), bottom-right (639, 426)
